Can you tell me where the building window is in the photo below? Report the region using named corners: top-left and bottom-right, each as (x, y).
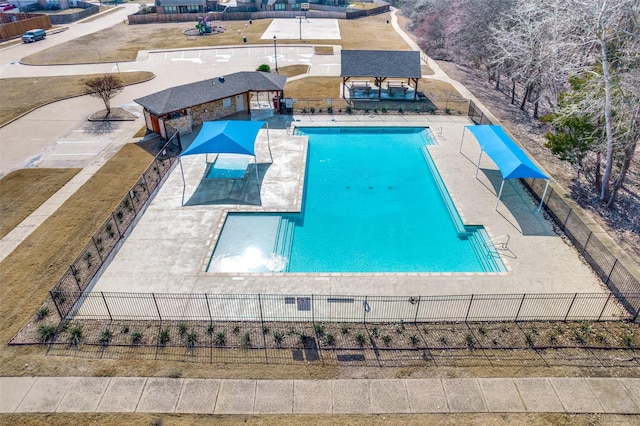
top-left (163, 6), bottom-right (178, 13)
top-left (222, 98), bottom-right (232, 108)
top-left (275, 3), bottom-right (285, 10)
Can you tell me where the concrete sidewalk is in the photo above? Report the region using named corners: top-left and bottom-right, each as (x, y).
top-left (2, 377), bottom-right (639, 414)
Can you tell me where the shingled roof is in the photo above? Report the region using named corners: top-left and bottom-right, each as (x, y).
top-left (134, 71), bottom-right (287, 116)
top-left (340, 50), bottom-right (421, 79)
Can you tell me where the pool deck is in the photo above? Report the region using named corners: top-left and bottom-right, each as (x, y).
top-left (90, 113), bottom-right (606, 298)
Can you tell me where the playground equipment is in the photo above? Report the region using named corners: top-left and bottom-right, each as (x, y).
top-left (196, 16), bottom-right (212, 34)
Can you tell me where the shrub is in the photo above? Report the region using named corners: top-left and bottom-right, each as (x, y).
top-left (215, 331), bottom-right (226, 346)
top-left (465, 333), bottom-right (475, 350)
top-left (242, 332), bottom-right (251, 348)
top-left (325, 333), bottom-right (335, 346)
top-left (310, 107), bottom-right (316, 114)
top-left (158, 328), bottom-right (170, 346)
top-left (273, 331), bottom-right (285, 347)
top-left (207, 323), bottom-right (215, 336)
top-left (177, 322), bottom-right (188, 337)
top-left (409, 335), bottom-right (420, 346)
top-left (398, 105), bottom-right (404, 114)
top-left (186, 331), bottom-right (198, 349)
top-left (355, 332), bottom-right (366, 346)
top-left (262, 325), bottom-right (270, 335)
top-left (232, 325), bottom-right (240, 335)
top-left (327, 106), bottom-right (334, 114)
top-left (131, 331), bottom-right (143, 345)
top-left (256, 64), bottom-right (270, 72)
top-left (382, 335), bottom-right (392, 346)
top-left (341, 326), bottom-right (350, 335)
top-left (525, 333), bottom-right (535, 348)
top-left (314, 323), bottom-right (325, 336)
top-left (36, 306), bottom-right (50, 321)
top-left (69, 325), bottom-right (83, 346)
top-left (346, 106), bottom-right (353, 114)
top-left (381, 106), bottom-right (388, 113)
top-left (100, 329), bottom-right (113, 347)
top-left (298, 332), bottom-right (309, 345)
top-left (38, 325), bottom-right (56, 343)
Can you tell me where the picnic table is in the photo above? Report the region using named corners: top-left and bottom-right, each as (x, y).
top-left (386, 80), bottom-right (407, 93)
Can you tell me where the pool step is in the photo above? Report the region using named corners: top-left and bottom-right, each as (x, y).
top-left (273, 216), bottom-right (296, 270)
top-left (467, 229), bottom-right (506, 273)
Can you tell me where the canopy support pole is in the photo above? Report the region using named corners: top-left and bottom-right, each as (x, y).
top-left (538, 180), bottom-right (549, 211)
top-left (254, 156), bottom-right (260, 194)
top-left (179, 157), bottom-right (186, 206)
top-left (459, 127), bottom-right (467, 152)
top-left (266, 122), bottom-right (273, 163)
top-left (495, 179), bottom-right (505, 210)
top-left (475, 151), bottom-right (483, 179)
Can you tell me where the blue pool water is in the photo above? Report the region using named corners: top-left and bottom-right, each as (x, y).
top-left (208, 127), bottom-right (504, 273)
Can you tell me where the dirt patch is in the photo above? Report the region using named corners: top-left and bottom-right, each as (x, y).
top-left (88, 107), bottom-right (137, 121)
top-left (1, 413), bottom-right (637, 426)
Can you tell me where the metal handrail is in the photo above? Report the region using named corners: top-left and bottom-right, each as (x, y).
top-left (485, 235), bottom-right (510, 251)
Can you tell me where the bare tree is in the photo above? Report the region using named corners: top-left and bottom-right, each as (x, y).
top-left (491, 0), bottom-right (639, 206)
top-left (84, 74), bottom-right (124, 116)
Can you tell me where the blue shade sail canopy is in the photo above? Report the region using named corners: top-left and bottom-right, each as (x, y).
top-left (464, 125), bottom-right (547, 180)
top-left (181, 120), bottom-right (266, 157)
top-left (461, 125), bottom-right (549, 211)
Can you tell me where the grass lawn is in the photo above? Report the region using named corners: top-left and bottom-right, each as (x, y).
top-left (0, 144), bottom-right (153, 359)
top-left (0, 168), bottom-right (80, 239)
top-left (0, 71), bottom-right (154, 126)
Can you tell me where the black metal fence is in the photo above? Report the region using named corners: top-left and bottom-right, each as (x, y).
top-left (51, 292), bottom-right (640, 323)
top-left (288, 95), bottom-right (469, 115)
top-left (523, 179), bottom-right (640, 311)
top-left (466, 103), bottom-right (640, 317)
top-left (467, 100), bottom-right (492, 125)
top-left (50, 133), bottom-right (181, 319)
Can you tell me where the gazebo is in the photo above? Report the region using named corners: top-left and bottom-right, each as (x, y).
top-left (340, 50), bottom-right (422, 100)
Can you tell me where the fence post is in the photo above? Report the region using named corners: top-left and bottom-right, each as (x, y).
top-left (50, 290), bottom-right (64, 320)
top-left (70, 265), bottom-right (82, 291)
top-left (605, 259), bottom-right (618, 286)
top-left (111, 212), bottom-right (122, 237)
top-left (564, 293), bottom-right (578, 322)
top-left (152, 293), bottom-right (162, 321)
top-left (562, 207), bottom-right (572, 232)
top-left (465, 294), bottom-right (474, 322)
top-left (514, 294), bottom-right (526, 322)
top-left (597, 293), bottom-right (612, 321)
top-left (205, 293), bottom-right (212, 323)
top-left (92, 236), bottom-right (103, 263)
top-left (258, 294), bottom-right (268, 364)
top-left (101, 292), bottom-right (113, 321)
top-left (414, 296), bottom-right (421, 323)
top-left (581, 231), bottom-right (592, 257)
top-left (363, 296), bottom-right (368, 323)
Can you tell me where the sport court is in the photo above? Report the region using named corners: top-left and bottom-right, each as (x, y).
top-left (261, 18), bottom-right (341, 40)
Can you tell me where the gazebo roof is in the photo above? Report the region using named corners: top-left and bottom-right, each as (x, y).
top-left (134, 71), bottom-right (287, 116)
top-left (340, 50), bottom-right (421, 78)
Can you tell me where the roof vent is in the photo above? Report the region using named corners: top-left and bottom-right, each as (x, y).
top-left (218, 76), bottom-right (225, 83)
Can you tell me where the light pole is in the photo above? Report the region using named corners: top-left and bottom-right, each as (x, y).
top-left (273, 35), bottom-right (278, 73)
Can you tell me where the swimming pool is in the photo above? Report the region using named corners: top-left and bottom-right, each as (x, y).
top-left (208, 127), bottom-right (505, 273)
